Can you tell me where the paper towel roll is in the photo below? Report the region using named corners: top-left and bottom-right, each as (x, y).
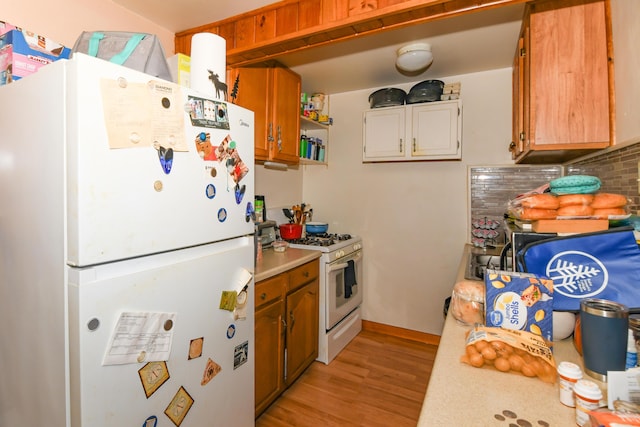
top-left (190, 33), bottom-right (227, 100)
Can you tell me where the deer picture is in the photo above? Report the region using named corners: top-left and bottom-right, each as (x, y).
top-left (208, 70), bottom-right (228, 100)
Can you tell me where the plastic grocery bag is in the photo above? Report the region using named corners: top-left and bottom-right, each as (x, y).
top-left (518, 227), bottom-right (640, 311)
top-left (72, 31), bottom-right (171, 81)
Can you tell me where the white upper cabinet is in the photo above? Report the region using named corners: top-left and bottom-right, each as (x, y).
top-left (363, 100), bottom-right (462, 162)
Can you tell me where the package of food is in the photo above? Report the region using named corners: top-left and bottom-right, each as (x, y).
top-left (588, 408), bottom-right (640, 426)
top-left (484, 270), bottom-right (553, 342)
top-left (450, 280), bottom-right (485, 325)
top-left (460, 325), bottom-right (556, 383)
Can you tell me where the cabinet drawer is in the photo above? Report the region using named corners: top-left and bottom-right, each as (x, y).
top-left (255, 274), bottom-right (286, 309)
top-left (288, 259), bottom-right (319, 292)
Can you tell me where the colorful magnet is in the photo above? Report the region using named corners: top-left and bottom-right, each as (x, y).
top-left (245, 202), bottom-right (254, 223)
top-left (142, 415), bottom-right (158, 427)
top-left (219, 291), bottom-right (237, 311)
top-left (164, 386), bottom-right (194, 427)
top-left (157, 146), bottom-right (173, 174)
top-left (138, 361), bottom-right (170, 398)
top-left (226, 324), bottom-right (236, 339)
top-left (201, 358), bottom-right (222, 386)
top-left (188, 337), bottom-right (204, 360)
top-left (194, 132), bottom-right (217, 161)
top-left (233, 341), bottom-right (249, 370)
top-left (217, 208), bottom-right (227, 222)
top-left (234, 184), bottom-right (246, 204)
top-left (205, 184), bottom-right (216, 200)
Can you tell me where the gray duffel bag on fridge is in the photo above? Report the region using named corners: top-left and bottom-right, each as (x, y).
top-left (72, 31), bottom-right (172, 81)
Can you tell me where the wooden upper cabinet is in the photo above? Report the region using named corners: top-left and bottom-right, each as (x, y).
top-left (175, 0), bottom-right (529, 67)
top-left (512, 0), bottom-right (612, 164)
top-left (228, 66), bottom-right (301, 165)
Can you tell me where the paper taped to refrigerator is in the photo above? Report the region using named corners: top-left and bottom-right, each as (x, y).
top-left (100, 78), bottom-right (187, 151)
top-left (103, 311), bottom-right (176, 366)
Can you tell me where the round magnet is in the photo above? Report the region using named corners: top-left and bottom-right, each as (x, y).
top-left (87, 318), bottom-right (100, 332)
top-left (153, 181), bottom-right (163, 192)
top-left (199, 132), bottom-right (207, 141)
top-left (129, 132), bottom-right (141, 144)
top-left (117, 77), bottom-right (128, 88)
top-left (142, 415), bottom-right (158, 427)
top-left (205, 184), bottom-right (216, 199)
top-left (161, 97), bottom-right (170, 108)
top-left (227, 324), bottom-right (236, 339)
top-left (229, 140), bottom-right (236, 149)
top-left (218, 208), bottom-right (227, 222)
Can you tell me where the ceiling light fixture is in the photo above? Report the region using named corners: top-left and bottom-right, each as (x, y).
top-left (396, 42), bottom-right (433, 72)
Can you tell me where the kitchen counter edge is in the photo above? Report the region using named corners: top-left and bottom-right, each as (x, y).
top-left (254, 247), bottom-right (322, 283)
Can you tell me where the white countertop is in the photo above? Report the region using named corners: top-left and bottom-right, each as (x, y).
top-left (417, 244), bottom-right (606, 426)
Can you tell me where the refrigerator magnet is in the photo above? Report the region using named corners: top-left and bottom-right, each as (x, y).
top-left (194, 132), bottom-right (217, 161)
top-left (217, 208), bottom-right (227, 222)
top-left (138, 361), bottom-right (170, 398)
top-left (164, 386), bottom-right (194, 427)
top-left (233, 341), bottom-right (249, 370)
top-left (205, 184), bottom-right (216, 199)
top-left (156, 145), bottom-right (174, 174)
top-left (142, 415), bottom-right (158, 427)
top-left (188, 337), bottom-right (204, 360)
top-left (226, 324), bottom-right (236, 339)
top-left (219, 290), bottom-right (237, 311)
top-left (201, 358), bottom-right (222, 386)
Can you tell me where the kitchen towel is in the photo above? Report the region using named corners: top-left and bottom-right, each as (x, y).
top-left (190, 32), bottom-right (226, 100)
top-left (518, 227), bottom-right (640, 311)
top-left (345, 260), bottom-right (357, 298)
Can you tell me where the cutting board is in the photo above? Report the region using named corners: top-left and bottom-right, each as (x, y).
top-left (532, 219), bottom-right (609, 234)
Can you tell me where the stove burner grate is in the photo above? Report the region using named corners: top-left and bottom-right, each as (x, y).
top-left (285, 233), bottom-right (353, 247)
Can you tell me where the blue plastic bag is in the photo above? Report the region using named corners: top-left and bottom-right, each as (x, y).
top-left (518, 227), bottom-right (640, 311)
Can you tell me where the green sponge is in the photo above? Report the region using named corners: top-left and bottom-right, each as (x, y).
top-left (550, 175), bottom-right (601, 195)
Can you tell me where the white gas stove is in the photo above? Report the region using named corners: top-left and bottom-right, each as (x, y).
top-left (287, 233), bottom-right (363, 364)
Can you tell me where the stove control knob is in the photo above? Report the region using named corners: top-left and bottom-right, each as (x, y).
top-left (336, 250), bottom-right (344, 258)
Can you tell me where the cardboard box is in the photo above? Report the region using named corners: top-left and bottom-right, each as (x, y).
top-left (531, 219), bottom-right (609, 233)
top-left (168, 53), bottom-right (190, 88)
top-left (0, 27), bottom-right (71, 84)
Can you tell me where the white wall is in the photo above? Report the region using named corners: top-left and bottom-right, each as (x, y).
top-left (4, 1), bottom-right (174, 56)
top-left (301, 69), bottom-right (514, 335)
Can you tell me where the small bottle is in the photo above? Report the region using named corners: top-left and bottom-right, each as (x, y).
top-left (574, 379), bottom-right (602, 427)
top-left (557, 361), bottom-right (582, 407)
top-left (627, 328), bottom-right (638, 369)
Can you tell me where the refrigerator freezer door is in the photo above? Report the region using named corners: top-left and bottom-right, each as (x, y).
top-left (68, 237), bottom-right (254, 426)
top-left (65, 54), bottom-right (255, 266)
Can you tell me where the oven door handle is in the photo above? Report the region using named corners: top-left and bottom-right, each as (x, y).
top-left (328, 262), bottom-right (349, 273)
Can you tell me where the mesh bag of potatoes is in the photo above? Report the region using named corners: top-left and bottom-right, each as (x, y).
top-left (461, 324), bottom-right (556, 383)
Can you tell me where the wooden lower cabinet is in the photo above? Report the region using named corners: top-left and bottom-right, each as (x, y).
top-left (255, 259), bottom-right (319, 417)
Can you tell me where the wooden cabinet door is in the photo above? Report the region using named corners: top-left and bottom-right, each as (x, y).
top-left (528, 0), bottom-right (609, 147)
top-left (362, 106), bottom-right (405, 161)
top-left (284, 280), bottom-right (319, 386)
top-left (254, 297), bottom-right (285, 417)
top-left (411, 101), bottom-right (461, 159)
top-left (269, 67), bottom-right (301, 164)
top-left (228, 68), bottom-right (270, 161)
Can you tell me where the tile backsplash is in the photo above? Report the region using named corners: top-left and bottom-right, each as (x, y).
top-left (469, 141), bottom-right (640, 244)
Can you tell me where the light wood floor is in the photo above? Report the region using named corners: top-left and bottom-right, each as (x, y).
top-left (256, 328), bottom-right (439, 427)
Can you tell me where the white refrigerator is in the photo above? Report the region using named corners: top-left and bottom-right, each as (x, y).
top-left (0, 53), bottom-right (255, 427)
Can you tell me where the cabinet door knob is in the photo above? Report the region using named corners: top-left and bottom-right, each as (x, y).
top-left (289, 310), bottom-right (295, 331)
top-left (261, 292), bottom-right (267, 300)
top-left (303, 271), bottom-right (309, 278)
